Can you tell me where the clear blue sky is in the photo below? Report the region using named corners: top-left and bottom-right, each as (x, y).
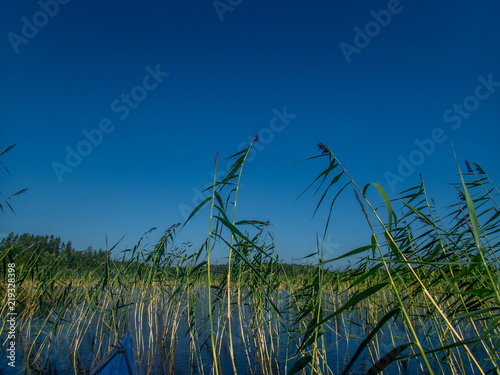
top-left (1, 0), bottom-right (500, 262)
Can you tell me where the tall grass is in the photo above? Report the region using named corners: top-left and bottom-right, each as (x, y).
top-left (1, 141), bottom-right (499, 374)
top-left (298, 143), bottom-right (500, 374)
top-left (0, 144), bottom-right (28, 214)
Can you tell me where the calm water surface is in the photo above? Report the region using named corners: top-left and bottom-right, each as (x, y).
top-left (0, 290), bottom-right (490, 375)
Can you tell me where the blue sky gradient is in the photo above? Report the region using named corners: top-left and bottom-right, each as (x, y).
top-left (1, 0), bottom-right (500, 262)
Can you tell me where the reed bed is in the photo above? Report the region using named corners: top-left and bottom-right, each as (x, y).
top-left (1, 141), bottom-right (499, 374)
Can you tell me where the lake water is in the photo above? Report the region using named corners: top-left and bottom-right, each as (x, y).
top-left (0, 288), bottom-right (492, 374)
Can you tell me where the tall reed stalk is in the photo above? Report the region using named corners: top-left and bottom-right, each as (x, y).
top-left (2, 140), bottom-right (499, 375)
top-left (297, 143), bottom-right (500, 374)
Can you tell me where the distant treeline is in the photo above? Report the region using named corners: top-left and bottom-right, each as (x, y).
top-left (0, 232), bottom-right (335, 279)
top-left (0, 232), bottom-right (109, 272)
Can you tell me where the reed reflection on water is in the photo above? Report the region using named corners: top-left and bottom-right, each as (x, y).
top-left (1, 287), bottom-right (489, 375)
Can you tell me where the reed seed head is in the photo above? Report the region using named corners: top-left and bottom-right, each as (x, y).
top-left (318, 143), bottom-right (331, 155)
top-left (458, 190), bottom-right (466, 202)
top-left (473, 162), bottom-right (485, 175)
top-left (465, 160), bottom-right (473, 173)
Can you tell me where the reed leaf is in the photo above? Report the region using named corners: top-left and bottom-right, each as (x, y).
top-left (364, 342), bottom-right (414, 375)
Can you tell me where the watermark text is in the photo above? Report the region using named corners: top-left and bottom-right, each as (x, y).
top-left (5, 263), bottom-right (17, 368)
top-left (51, 64), bottom-right (169, 182)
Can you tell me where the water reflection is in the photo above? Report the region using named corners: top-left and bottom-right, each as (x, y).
top-left (1, 288), bottom-right (488, 375)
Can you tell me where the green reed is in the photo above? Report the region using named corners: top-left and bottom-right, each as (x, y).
top-left (1, 140), bottom-right (499, 375)
top-left (297, 143), bottom-right (500, 375)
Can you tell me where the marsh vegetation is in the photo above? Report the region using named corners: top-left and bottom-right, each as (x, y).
top-left (1, 141), bottom-right (499, 374)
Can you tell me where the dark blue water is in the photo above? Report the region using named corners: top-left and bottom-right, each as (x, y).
top-left (0, 290), bottom-right (493, 374)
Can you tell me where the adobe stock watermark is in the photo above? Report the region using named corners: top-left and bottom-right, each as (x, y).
top-left (317, 235), bottom-right (341, 260)
top-left (213, 0), bottom-right (243, 21)
top-left (5, 263), bottom-right (17, 368)
top-left (339, 0), bottom-right (407, 64)
top-left (178, 106), bottom-right (296, 220)
top-left (7, 0), bottom-right (71, 54)
top-left (52, 64), bottom-right (169, 182)
top-left (384, 74), bottom-right (500, 192)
